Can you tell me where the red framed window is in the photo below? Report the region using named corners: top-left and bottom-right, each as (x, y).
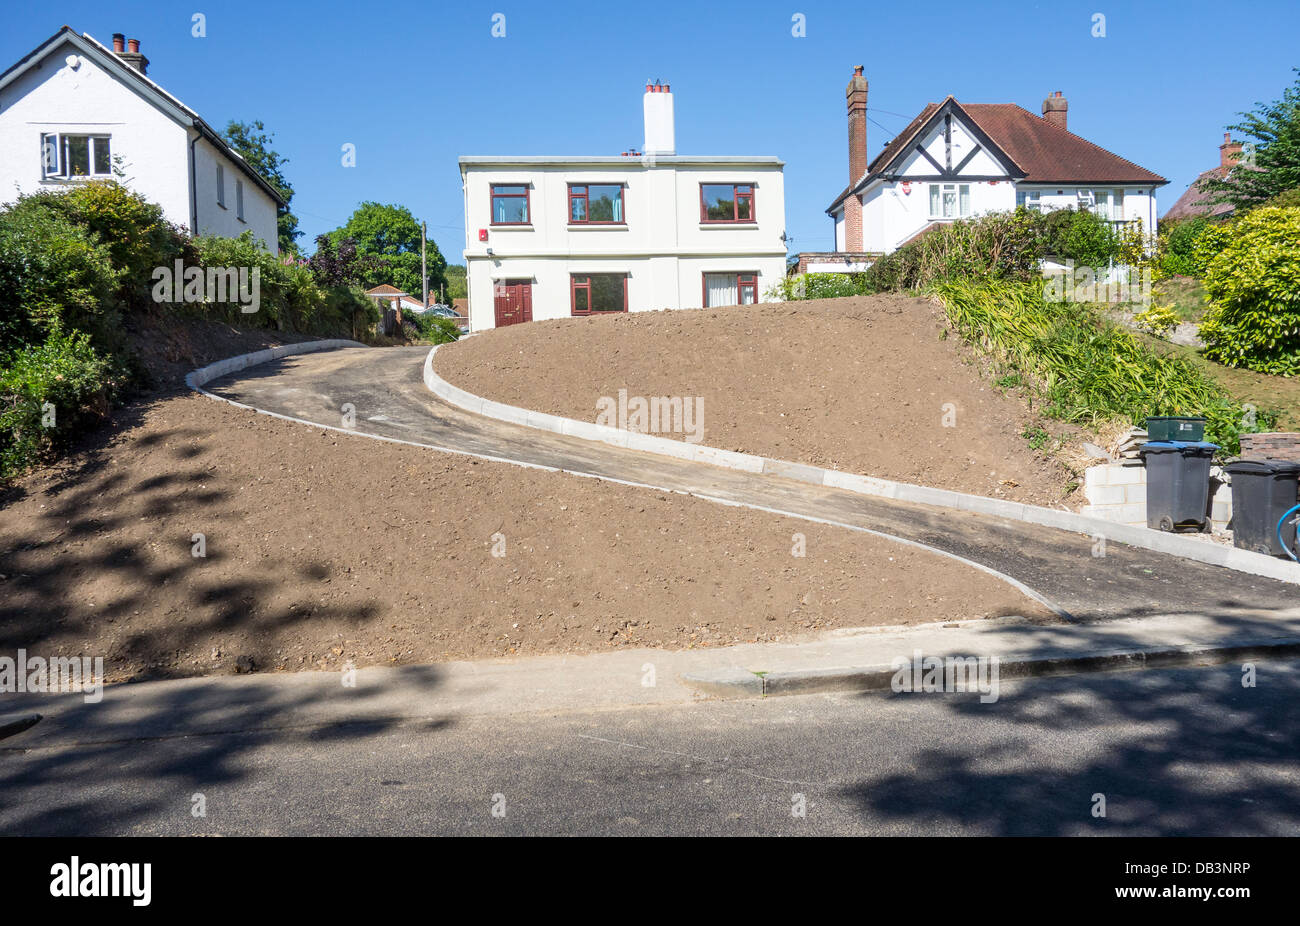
top-left (700, 183), bottom-right (755, 223)
top-left (490, 184), bottom-right (530, 225)
top-left (569, 184), bottom-right (626, 224)
top-left (571, 273), bottom-right (628, 315)
top-left (703, 272), bottom-right (759, 308)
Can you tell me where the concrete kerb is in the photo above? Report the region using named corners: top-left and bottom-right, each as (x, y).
top-left (683, 637), bottom-right (1300, 700)
top-left (423, 346), bottom-right (1300, 586)
top-left (185, 339), bottom-right (368, 390)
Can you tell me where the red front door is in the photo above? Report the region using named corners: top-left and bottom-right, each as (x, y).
top-left (493, 280), bottom-right (533, 327)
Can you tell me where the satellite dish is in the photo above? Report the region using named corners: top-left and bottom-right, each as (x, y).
top-left (65, 54), bottom-right (81, 70)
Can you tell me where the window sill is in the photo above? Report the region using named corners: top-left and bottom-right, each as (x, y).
top-left (567, 224), bottom-right (629, 231)
top-left (699, 222), bottom-right (759, 230)
top-left (489, 224), bottom-right (534, 231)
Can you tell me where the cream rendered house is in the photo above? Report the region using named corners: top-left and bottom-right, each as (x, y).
top-left (460, 82), bottom-right (786, 331)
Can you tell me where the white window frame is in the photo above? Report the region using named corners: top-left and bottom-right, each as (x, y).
top-left (216, 163), bottom-right (226, 208)
top-left (235, 179), bottom-right (245, 222)
top-left (41, 133), bottom-right (113, 179)
top-left (928, 182), bottom-right (970, 219)
top-left (1016, 189), bottom-right (1042, 212)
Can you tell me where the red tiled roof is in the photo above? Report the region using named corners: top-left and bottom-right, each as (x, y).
top-left (828, 98), bottom-right (1166, 213)
top-left (1163, 166), bottom-right (1235, 221)
top-left (961, 103), bottom-right (1166, 185)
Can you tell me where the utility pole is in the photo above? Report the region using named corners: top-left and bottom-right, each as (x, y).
top-left (420, 221), bottom-right (429, 308)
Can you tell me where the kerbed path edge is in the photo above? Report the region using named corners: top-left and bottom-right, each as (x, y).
top-left (424, 344), bottom-right (1300, 586)
top-left (182, 341), bottom-right (1071, 619)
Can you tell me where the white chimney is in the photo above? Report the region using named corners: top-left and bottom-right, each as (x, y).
top-left (643, 81), bottom-right (675, 157)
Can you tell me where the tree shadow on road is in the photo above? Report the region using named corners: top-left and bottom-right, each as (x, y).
top-left (839, 609), bottom-right (1300, 835)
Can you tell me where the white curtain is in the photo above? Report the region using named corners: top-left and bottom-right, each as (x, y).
top-left (705, 273), bottom-right (737, 307)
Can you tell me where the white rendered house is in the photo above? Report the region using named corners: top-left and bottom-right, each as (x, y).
top-left (460, 82), bottom-right (786, 331)
top-left (0, 26), bottom-right (283, 253)
top-left (814, 68), bottom-right (1166, 265)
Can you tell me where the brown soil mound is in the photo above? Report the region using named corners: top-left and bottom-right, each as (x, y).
top-left (0, 390), bottom-right (1049, 682)
top-left (437, 295), bottom-right (1076, 507)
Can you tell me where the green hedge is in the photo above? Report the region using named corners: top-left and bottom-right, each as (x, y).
top-left (1197, 206), bottom-right (1300, 376)
top-left (0, 329), bottom-right (119, 474)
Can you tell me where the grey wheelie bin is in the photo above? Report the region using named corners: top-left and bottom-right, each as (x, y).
top-left (1139, 441), bottom-right (1218, 532)
top-left (1223, 459), bottom-right (1300, 556)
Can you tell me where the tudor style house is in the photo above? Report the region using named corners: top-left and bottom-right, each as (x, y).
top-left (459, 82), bottom-right (786, 331)
top-left (807, 67), bottom-right (1165, 268)
top-left (0, 26), bottom-right (283, 253)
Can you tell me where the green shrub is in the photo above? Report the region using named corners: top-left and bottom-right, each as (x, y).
top-left (323, 286), bottom-right (381, 340)
top-left (1197, 206), bottom-right (1300, 375)
top-left (768, 272), bottom-right (869, 301)
top-left (932, 279), bottom-right (1271, 453)
top-left (0, 205), bottom-right (121, 355)
top-left (15, 181), bottom-right (192, 313)
top-left (1158, 217), bottom-right (1209, 278)
top-left (0, 329), bottom-right (118, 475)
top-left (1041, 208), bottom-right (1122, 268)
top-left (405, 312), bottom-right (462, 344)
top-left (1262, 187), bottom-right (1300, 209)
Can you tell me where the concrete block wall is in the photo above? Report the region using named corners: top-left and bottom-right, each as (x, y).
top-left (1081, 460), bottom-right (1233, 534)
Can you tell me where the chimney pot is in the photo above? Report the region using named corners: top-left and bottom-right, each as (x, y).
top-left (112, 33), bottom-right (125, 52)
top-left (127, 38), bottom-right (140, 53)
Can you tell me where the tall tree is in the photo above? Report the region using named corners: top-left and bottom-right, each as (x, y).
top-left (1199, 69), bottom-right (1300, 211)
top-left (325, 202), bottom-right (447, 298)
top-left (223, 120), bottom-right (302, 254)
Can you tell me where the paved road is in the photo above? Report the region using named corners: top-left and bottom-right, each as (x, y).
top-left (204, 346), bottom-right (1296, 620)
top-left (3, 659), bottom-right (1298, 835)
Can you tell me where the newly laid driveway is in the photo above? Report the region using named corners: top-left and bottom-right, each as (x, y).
top-left (204, 346), bottom-right (1297, 619)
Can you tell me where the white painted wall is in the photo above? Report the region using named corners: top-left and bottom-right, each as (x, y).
top-left (461, 158), bottom-right (786, 330)
top-left (193, 135), bottom-right (279, 251)
top-left (0, 34), bottom-right (278, 253)
top-left (0, 38), bottom-right (189, 222)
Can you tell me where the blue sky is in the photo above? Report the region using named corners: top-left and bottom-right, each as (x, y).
top-left (5, 0), bottom-right (1299, 261)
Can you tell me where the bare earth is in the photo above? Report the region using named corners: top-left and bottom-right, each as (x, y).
top-left (0, 386), bottom-right (1050, 682)
top-left (437, 294), bottom-right (1077, 507)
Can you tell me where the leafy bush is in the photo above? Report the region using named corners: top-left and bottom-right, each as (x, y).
top-left (1263, 187), bottom-right (1300, 209)
top-left (932, 279), bottom-right (1270, 454)
top-left (0, 205), bottom-right (121, 355)
top-left (1134, 302), bottom-right (1180, 337)
top-left (1040, 207), bottom-right (1122, 268)
top-left (767, 272), bottom-right (869, 301)
top-left (405, 312), bottom-right (462, 345)
top-left (0, 330), bottom-right (118, 474)
top-left (12, 181), bottom-right (192, 313)
top-left (1197, 206), bottom-right (1300, 375)
top-left (1157, 217), bottom-right (1209, 278)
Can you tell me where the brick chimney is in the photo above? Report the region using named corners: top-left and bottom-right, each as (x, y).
top-left (1042, 90), bottom-right (1067, 129)
top-left (115, 35), bottom-right (149, 76)
top-left (1219, 132), bottom-right (1243, 168)
top-left (846, 65), bottom-right (868, 183)
top-left (844, 66), bottom-right (868, 252)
